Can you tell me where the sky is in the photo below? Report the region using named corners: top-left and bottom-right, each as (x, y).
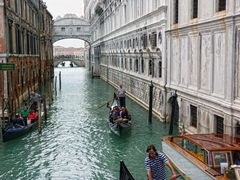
top-left (43, 0), bottom-right (85, 48)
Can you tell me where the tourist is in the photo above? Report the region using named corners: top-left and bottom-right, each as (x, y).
top-left (145, 144), bottom-right (179, 180)
top-left (27, 110), bottom-right (37, 124)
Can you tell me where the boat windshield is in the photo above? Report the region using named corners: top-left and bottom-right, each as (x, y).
top-left (172, 137), bottom-right (207, 163)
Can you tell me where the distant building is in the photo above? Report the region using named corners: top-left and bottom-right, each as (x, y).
top-left (53, 46), bottom-right (85, 57)
top-left (0, 0), bottom-right (53, 117)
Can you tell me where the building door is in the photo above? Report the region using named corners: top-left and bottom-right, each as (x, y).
top-left (215, 115), bottom-right (224, 134)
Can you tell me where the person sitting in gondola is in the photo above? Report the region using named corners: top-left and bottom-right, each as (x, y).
top-left (27, 110), bottom-right (37, 124)
top-left (12, 113), bottom-right (25, 126)
top-left (120, 107), bottom-right (130, 122)
top-left (20, 103), bottom-right (30, 125)
top-left (109, 106), bottom-right (120, 122)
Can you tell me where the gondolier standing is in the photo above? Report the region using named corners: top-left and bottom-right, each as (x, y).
top-left (117, 84), bottom-right (126, 107)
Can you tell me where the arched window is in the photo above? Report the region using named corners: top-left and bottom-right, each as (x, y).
top-left (158, 61), bottom-right (162, 78)
top-left (135, 59), bottom-right (139, 72)
top-left (149, 59), bottom-right (154, 76)
top-left (130, 59), bottom-right (132, 70)
top-left (141, 57), bottom-right (144, 73)
top-left (125, 58), bottom-right (127, 70)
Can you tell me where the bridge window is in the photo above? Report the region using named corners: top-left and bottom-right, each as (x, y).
top-left (61, 27), bottom-right (65, 32)
top-left (77, 27), bottom-right (81, 31)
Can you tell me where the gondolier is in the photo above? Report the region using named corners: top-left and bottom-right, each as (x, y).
top-left (117, 84), bottom-right (126, 107)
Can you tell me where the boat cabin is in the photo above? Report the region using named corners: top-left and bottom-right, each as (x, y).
top-left (163, 134), bottom-right (240, 179)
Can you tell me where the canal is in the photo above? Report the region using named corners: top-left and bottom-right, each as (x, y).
top-left (0, 67), bottom-right (177, 179)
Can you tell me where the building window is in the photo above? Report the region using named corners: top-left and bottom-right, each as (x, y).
top-left (130, 59), bottom-right (132, 70)
top-left (158, 61), bottom-right (162, 78)
top-left (236, 122), bottom-right (240, 137)
top-left (121, 58), bottom-right (124, 68)
top-left (8, 20), bottom-right (13, 54)
top-left (190, 105), bottom-right (197, 128)
top-left (218, 0), bottom-right (226, 11)
top-left (215, 115), bottom-right (224, 134)
top-left (125, 58), bottom-right (127, 70)
top-left (150, 32), bottom-right (157, 48)
top-left (16, 25), bottom-right (22, 54)
top-left (61, 27), bottom-right (65, 31)
top-left (192, 0), bottom-right (198, 18)
top-left (149, 59), bottom-right (154, 76)
top-left (174, 0), bottom-right (179, 24)
top-left (77, 27), bottom-right (81, 32)
top-left (141, 57), bottom-right (144, 73)
top-left (135, 59), bottom-right (139, 72)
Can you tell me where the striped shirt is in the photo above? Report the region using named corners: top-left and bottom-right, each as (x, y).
top-left (145, 151), bottom-right (168, 180)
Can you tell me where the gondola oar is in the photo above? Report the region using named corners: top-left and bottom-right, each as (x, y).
top-left (94, 99), bottom-right (112, 110)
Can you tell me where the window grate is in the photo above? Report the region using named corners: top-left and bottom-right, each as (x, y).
top-left (215, 115), bottom-right (224, 134)
top-left (218, 0), bottom-right (226, 11)
top-left (192, 0), bottom-right (198, 18)
top-left (190, 105), bottom-right (197, 128)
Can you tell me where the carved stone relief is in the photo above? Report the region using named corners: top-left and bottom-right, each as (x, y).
top-left (213, 32), bottom-right (225, 97)
top-left (200, 33), bottom-right (212, 92)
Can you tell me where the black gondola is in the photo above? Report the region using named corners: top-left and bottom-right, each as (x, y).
top-left (119, 161), bottom-right (135, 180)
top-left (108, 94), bottom-right (132, 136)
top-left (2, 111), bottom-right (44, 142)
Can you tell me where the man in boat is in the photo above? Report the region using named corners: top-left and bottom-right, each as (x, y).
top-left (30, 91), bottom-right (41, 111)
top-left (117, 84), bottom-right (126, 107)
top-left (145, 145), bottom-right (179, 180)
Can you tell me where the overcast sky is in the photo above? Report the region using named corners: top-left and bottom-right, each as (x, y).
top-left (43, 0), bottom-right (85, 48)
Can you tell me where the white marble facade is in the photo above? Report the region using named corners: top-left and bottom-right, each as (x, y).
top-left (85, 0), bottom-right (240, 136)
top-left (167, 0), bottom-right (240, 135)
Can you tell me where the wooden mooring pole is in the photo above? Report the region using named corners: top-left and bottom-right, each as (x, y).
top-left (59, 71), bottom-right (61, 90)
top-left (43, 95), bottom-right (47, 122)
top-left (38, 101), bottom-right (42, 133)
top-left (54, 76), bottom-right (57, 96)
top-left (148, 81), bottom-right (153, 123)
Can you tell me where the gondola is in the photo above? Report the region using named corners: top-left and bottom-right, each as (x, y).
top-left (2, 111), bottom-right (44, 142)
top-left (107, 95), bottom-right (132, 136)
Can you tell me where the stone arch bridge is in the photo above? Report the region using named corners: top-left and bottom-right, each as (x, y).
top-left (54, 55), bottom-right (85, 67)
top-left (53, 14), bottom-right (92, 44)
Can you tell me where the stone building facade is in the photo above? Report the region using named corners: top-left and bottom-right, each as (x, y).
top-left (85, 0), bottom-right (240, 136)
top-left (166, 0), bottom-right (240, 136)
top-left (85, 0), bottom-right (169, 120)
top-left (0, 0), bottom-right (53, 117)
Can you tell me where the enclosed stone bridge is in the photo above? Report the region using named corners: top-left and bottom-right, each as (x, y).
top-left (53, 14), bottom-right (92, 44)
top-left (54, 55), bottom-right (85, 67)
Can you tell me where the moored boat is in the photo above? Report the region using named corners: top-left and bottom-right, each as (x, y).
top-left (161, 134), bottom-right (240, 180)
top-left (107, 95), bottom-right (132, 136)
top-left (2, 111), bottom-right (44, 142)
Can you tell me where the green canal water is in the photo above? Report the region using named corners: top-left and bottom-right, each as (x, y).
top-left (0, 67), bottom-right (178, 180)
